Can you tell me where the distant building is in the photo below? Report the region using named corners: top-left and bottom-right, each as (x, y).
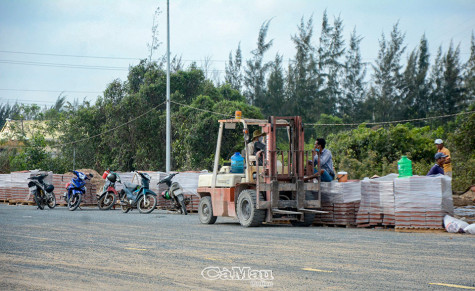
top-left (0, 119), bottom-right (61, 152)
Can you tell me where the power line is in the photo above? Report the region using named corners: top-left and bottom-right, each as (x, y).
top-left (0, 59), bottom-right (129, 71)
top-left (0, 50), bottom-right (141, 60)
top-left (170, 100), bottom-right (233, 118)
top-left (305, 110), bottom-right (475, 126)
top-left (0, 89), bottom-right (102, 94)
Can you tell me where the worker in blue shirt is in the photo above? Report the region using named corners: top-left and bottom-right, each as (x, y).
top-left (313, 138), bottom-right (335, 182)
top-left (427, 152), bottom-right (447, 176)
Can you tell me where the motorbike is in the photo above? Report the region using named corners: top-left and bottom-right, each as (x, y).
top-left (96, 169), bottom-right (120, 210)
top-left (27, 173), bottom-right (56, 210)
top-left (119, 171), bottom-right (158, 214)
top-left (159, 173), bottom-right (188, 215)
top-left (63, 170), bottom-right (93, 211)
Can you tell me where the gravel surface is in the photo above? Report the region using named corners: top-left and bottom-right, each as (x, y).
top-left (0, 204), bottom-right (474, 290)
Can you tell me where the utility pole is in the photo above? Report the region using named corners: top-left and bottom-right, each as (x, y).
top-left (166, 0), bottom-right (171, 174)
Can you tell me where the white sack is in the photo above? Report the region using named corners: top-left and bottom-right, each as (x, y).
top-left (444, 215), bottom-right (469, 233)
top-left (463, 224), bottom-right (475, 235)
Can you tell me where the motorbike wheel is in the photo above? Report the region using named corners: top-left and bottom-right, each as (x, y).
top-left (137, 194), bottom-right (157, 214)
top-left (33, 191), bottom-right (44, 210)
top-left (98, 192), bottom-right (116, 210)
top-left (68, 193), bottom-right (82, 211)
top-left (47, 192), bottom-right (56, 209)
top-left (121, 204), bottom-right (130, 213)
top-left (178, 195), bottom-right (188, 215)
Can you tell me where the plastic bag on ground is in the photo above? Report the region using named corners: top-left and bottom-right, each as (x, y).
top-left (464, 224), bottom-right (475, 234)
top-left (444, 215), bottom-right (469, 233)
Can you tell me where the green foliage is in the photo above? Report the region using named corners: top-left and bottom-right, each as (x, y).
top-left (448, 110), bottom-right (475, 190)
top-left (327, 123), bottom-right (437, 179)
top-left (9, 134), bottom-right (50, 171)
top-left (313, 114), bottom-right (344, 139)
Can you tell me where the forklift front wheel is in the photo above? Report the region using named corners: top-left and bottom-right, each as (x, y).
top-left (199, 196), bottom-right (217, 224)
top-left (237, 190), bottom-right (266, 227)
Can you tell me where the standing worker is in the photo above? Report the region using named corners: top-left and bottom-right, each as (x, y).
top-left (434, 139), bottom-right (452, 177)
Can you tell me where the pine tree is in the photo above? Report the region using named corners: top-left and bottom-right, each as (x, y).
top-left (429, 42), bottom-right (464, 116)
top-left (318, 10), bottom-right (332, 73)
top-left (341, 28), bottom-right (366, 121)
top-left (371, 22), bottom-right (406, 121)
top-left (287, 16), bottom-right (321, 122)
top-left (244, 20), bottom-right (273, 106)
top-left (263, 54), bottom-right (285, 116)
top-left (442, 42), bottom-right (464, 114)
top-left (429, 47), bottom-right (444, 114)
top-left (225, 43), bottom-right (243, 92)
top-left (401, 35), bottom-right (430, 119)
top-left (463, 33), bottom-right (475, 106)
top-left (327, 15), bottom-right (345, 116)
top-left (415, 35), bottom-right (430, 117)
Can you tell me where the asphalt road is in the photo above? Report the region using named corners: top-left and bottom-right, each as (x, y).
top-left (0, 204), bottom-right (474, 291)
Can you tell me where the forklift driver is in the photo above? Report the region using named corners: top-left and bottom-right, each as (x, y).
top-left (248, 130), bottom-right (266, 165)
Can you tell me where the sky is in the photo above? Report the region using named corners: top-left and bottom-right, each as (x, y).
top-left (0, 0), bottom-right (474, 107)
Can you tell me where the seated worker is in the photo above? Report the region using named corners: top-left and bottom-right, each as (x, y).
top-left (427, 152), bottom-right (447, 176)
top-left (313, 138), bottom-right (335, 182)
top-left (248, 129), bottom-right (266, 165)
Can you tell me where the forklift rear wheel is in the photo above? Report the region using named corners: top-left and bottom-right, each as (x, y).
top-left (199, 196), bottom-right (217, 224)
top-left (237, 190), bottom-right (265, 227)
top-left (290, 191), bottom-right (316, 227)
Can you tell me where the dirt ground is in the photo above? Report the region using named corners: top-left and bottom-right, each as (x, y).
top-left (453, 189), bottom-right (475, 207)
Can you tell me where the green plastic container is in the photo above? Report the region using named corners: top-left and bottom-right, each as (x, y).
top-left (397, 155), bottom-right (413, 177)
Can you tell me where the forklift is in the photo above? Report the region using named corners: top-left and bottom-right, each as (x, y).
top-left (197, 116), bottom-right (324, 227)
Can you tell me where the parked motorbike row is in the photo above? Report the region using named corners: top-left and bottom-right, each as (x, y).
top-left (28, 170), bottom-right (189, 215)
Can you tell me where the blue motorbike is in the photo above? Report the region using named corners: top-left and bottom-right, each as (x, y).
top-left (63, 170), bottom-right (93, 211)
top-left (119, 171), bottom-right (157, 214)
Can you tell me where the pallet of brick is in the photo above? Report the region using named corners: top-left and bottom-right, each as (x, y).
top-left (333, 202), bottom-right (359, 225)
top-left (9, 172), bottom-right (32, 203)
top-left (187, 194), bottom-right (201, 212)
top-left (358, 174), bottom-right (397, 227)
top-left (314, 181), bottom-right (361, 226)
top-left (394, 175), bottom-right (453, 229)
top-left (0, 174), bottom-right (10, 202)
top-left (81, 181), bottom-right (97, 205)
top-left (52, 174), bottom-right (68, 203)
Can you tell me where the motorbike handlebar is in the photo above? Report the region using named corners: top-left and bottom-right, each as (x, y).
top-left (157, 172), bottom-right (178, 184)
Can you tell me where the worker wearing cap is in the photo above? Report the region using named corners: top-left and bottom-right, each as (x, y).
top-left (434, 139), bottom-right (452, 177)
top-left (248, 129), bottom-right (266, 165)
top-left (427, 152), bottom-right (447, 176)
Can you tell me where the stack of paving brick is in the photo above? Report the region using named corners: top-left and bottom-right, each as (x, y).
top-left (0, 173), bottom-right (11, 202)
top-left (81, 181), bottom-right (98, 205)
top-left (357, 174), bottom-right (397, 228)
top-left (394, 175), bottom-right (453, 229)
top-left (52, 174), bottom-right (68, 203)
top-left (9, 172), bottom-right (32, 203)
top-left (313, 181), bottom-right (361, 226)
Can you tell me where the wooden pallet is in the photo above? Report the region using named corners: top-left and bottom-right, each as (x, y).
top-left (357, 223), bottom-right (395, 229)
top-left (314, 223), bottom-right (357, 228)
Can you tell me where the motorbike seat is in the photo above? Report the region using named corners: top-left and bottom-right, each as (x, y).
top-left (124, 182), bottom-right (139, 191)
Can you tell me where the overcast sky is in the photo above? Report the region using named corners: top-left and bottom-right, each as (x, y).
top-left (0, 0), bottom-right (474, 107)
